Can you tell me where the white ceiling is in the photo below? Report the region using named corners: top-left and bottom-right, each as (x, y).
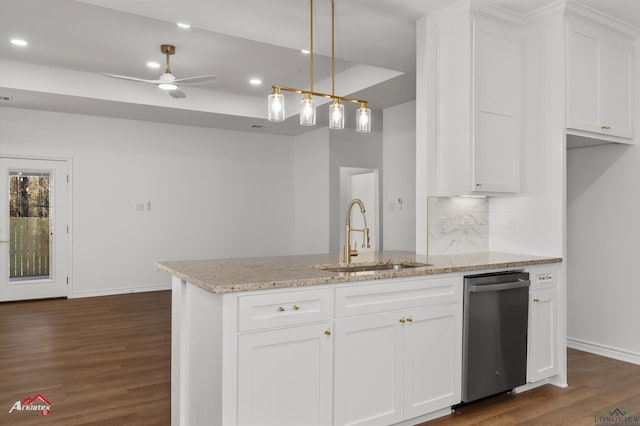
top-left (1, 0), bottom-right (639, 134)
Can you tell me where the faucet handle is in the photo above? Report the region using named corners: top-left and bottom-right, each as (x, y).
top-left (350, 242), bottom-right (359, 257)
top-left (363, 228), bottom-right (370, 248)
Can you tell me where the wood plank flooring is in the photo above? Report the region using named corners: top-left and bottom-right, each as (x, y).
top-left (1, 290), bottom-right (639, 425)
top-left (419, 348), bottom-right (640, 426)
top-left (0, 291), bottom-right (171, 425)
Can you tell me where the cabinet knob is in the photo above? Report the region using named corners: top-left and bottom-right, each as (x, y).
top-left (406, 317), bottom-right (413, 322)
top-left (278, 306), bottom-right (285, 312)
top-left (399, 318), bottom-right (406, 323)
top-left (533, 298), bottom-right (540, 303)
top-left (601, 125), bottom-right (611, 130)
top-left (324, 329), bottom-right (331, 336)
top-left (292, 305), bottom-right (300, 310)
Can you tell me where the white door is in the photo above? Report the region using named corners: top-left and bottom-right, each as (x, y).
top-left (334, 312), bottom-right (403, 426)
top-left (237, 323), bottom-right (333, 426)
top-left (0, 158), bottom-right (69, 301)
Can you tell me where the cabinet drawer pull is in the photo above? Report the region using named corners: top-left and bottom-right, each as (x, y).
top-left (406, 317), bottom-right (413, 322)
top-left (324, 329), bottom-right (331, 336)
top-left (533, 298), bottom-right (540, 303)
top-left (278, 306), bottom-right (285, 312)
top-left (292, 305), bottom-right (300, 310)
top-left (601, 125), bottom-right (611, 130)
top-left (399, 318), bottom-right (406, 323)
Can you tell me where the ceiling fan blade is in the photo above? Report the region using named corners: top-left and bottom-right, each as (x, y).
top-left (169, 89), bottom-right (186, 99)
top-left (102, 73), bottom-right (161, 84)
top-left (173, 75), bottom-right (218, 85)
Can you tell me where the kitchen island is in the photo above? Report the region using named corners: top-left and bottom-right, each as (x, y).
top-left (157, 251), bottom-right (563, 426)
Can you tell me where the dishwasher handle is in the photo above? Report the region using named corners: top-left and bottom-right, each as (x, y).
top-left (468, 279), bottom-right (530, 293)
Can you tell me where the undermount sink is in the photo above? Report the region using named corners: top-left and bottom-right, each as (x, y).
top-left (318, 261), bottom-right (432, 274)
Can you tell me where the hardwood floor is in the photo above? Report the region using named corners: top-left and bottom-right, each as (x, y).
top-left (0, 291), bottom-right (171, 426)
top-left (420, 349), bottom-right (640, 426)
top-left (1, 291), bottom-right (639, 426)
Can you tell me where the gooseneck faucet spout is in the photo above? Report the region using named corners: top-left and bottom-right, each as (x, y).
top-left (344, 198), bottom-right (371, 264)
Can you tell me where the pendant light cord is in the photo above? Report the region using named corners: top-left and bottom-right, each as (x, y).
top-left (331, 0), bottom-right (335, 97)
top-left (310, 0), bottom-right (314, 92)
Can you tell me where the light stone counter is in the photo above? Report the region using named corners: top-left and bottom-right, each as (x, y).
top-left (156, 250), bottom-right (562, 294)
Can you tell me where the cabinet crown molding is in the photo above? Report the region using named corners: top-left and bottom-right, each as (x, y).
top-left (562, 0), bottom-right (639, 40)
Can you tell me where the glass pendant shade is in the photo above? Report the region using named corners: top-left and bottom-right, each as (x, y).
top-left (268, 91), bottom-right (285, 122)
top-left (299, 94), bottom-right (316, 126)
top-left (329, 100), bottom-right (344, 129)
top-left (356, 104), bottom-right (371, 133)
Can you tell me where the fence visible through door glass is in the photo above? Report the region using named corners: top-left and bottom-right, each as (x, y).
top-left (9, 171), bottom-right (51, 281)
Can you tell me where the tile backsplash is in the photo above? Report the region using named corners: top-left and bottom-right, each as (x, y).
top-left (428, 196), bottom-right (489, 255)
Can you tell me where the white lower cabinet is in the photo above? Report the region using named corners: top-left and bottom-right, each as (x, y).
top-left (527, 286), bottom-right (558, 383)
top-left (237, 322), bottom-right (333, 426)
top-left (333, 304), bottom-right (462, 426)
top-left (173, 275), bottom-right (463, 426)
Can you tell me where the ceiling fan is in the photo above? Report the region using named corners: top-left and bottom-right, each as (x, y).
top-left (102, 44), bottom-right (218, 98)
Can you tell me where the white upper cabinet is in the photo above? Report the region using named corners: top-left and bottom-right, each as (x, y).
top-left (472, 17), bottom-right (521, 193)
top-left (566, 18), bottom-right (635, 141)
top-left (423, 1), bottom-right (522, 196)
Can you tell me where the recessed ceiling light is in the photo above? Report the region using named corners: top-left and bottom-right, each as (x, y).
top-left (147, 61), bottom-right (161, 69)
top-left (177, 22), bottom-right (191, 29)
top-left (249, 78), bottom-right (262, 86)
top-left (11, 39), bottom-right (28, 47)
top-left (301, 49), bottom-right (310, 54)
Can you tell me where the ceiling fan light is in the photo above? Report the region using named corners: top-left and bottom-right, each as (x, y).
top-left (158, 83), bottom-right (178, 91)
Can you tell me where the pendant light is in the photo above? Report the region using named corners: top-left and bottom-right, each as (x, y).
top-left (267, 0), bottom-right (371, 132)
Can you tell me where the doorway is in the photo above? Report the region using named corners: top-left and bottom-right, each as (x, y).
top-left (339, 167), bottom-right (380, 254)
top-left (0, 157), bottom-right (70, 301)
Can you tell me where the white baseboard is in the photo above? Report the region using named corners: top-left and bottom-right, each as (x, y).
top-left (567, 337), bottom-right (640, 366)
top-left (70, 283), bottom-right (171, 299)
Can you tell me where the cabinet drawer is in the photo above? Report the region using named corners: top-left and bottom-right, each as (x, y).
top-left (335, 276), bottom-right (461, 318)
top-left (238, 289), bottom-right (332, 332)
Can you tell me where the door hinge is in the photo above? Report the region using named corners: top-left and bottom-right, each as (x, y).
top-left (66, 226), bottom-right (69, 234)
top-left (67, 174), bottom-right (69, 183)
top-left (66, 277), bottom-right (69, 285)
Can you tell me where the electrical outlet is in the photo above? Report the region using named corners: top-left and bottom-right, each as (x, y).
top-left (135, 203), bottom-right (144, 212)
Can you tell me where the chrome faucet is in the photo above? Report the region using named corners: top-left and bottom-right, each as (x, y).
top-left (344, 198), bottom-right (371, 264)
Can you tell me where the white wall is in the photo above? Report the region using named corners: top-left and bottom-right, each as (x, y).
top-left (1, 107), bottom-right (295, 297)
top-left (383, 101), bottom-right (416, 251)
top-left (292, 128), bottom-right (330, 254)
top-left (567, 143), bottom-right (640, 360)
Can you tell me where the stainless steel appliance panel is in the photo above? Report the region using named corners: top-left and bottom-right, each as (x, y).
top-left (462, 271), bottom-right (530, 403)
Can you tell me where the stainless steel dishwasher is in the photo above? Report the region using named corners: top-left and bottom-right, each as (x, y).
top-left (461, 270), bottom-right (530, 403)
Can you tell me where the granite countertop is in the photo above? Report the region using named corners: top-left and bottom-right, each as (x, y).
top-left (155, 250), bottom-right (562, 294)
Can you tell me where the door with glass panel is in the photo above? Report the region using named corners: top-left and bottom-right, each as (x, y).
top-left (0, 158), bottom-right (69, 301)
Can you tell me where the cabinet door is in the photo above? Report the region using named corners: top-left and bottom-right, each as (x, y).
top-left (566, 20), bottom-right (635, 139)
top-left (472, 17), bottom-right (521, 193)
top-left (403, 304), bottom-right (462, 419)
top-left (566, 20), bottom-right (601, 134)
top-left (600, 35), bottom-right (634, 138)
top-left (237, 323), bottom-right (332, 426)
top-left (528, 288), bottom-right (558, 382)
top-left (334, 313), bottom-right (403, 426)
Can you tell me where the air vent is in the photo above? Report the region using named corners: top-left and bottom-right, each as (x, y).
top-left (0, 96), bottom-right (13, 102)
